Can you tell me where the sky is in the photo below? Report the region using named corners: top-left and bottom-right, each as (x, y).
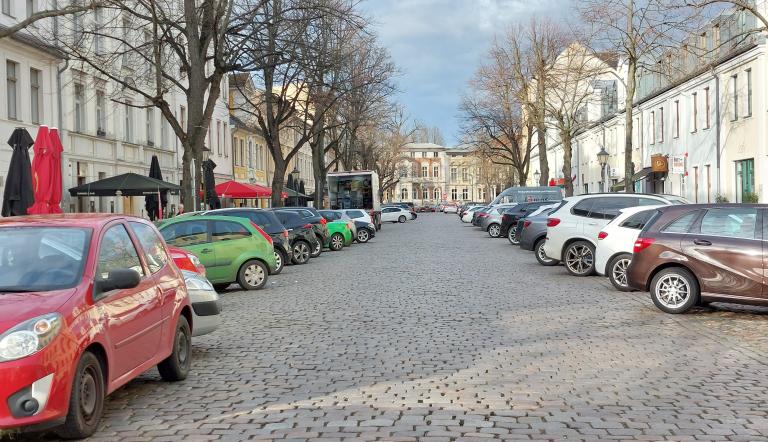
top-left (360, 0), bottom-right (573, 146)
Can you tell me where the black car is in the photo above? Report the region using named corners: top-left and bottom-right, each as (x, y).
top-left (500, 202), bottom-right (553, 242)
top-left (202, 208), bottom-right (297, 273)
top-left (267, 210), bottom-right (323, 263)
top-left (277, 207), bottom-right (329, 255)
top-left (319, 209), bottom-right (376, 243)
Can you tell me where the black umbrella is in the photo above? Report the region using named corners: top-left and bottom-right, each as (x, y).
top-left (145, 155), bottom-right (167, 220)
top-left (2, 128), bottom-right (35, 217)
top-left (202, 159), bottom-right (221, 210)
top-left (298, 180), bottom-right (306, 205)
top-left (286, 174), bottom-right (295, 191)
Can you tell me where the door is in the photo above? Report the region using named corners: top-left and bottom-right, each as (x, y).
top-left (129, 222), bottom-right (177, 320)
top-left (381, 207), bottom-right (397, 222)
top-left (209, 220), bottom-right (253, 281)
top-left (161, 219), bottom-right (216, 275)
top-left (95, 224), bottom-right (161, 379)
top-left (682, 207), bottom-right (763, 299)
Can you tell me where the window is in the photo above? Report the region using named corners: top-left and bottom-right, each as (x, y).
top-left (422, 188), bottom-right (428, 199)
top-left (705, 165), bottom-right (711, 203)
top-left (700, 208), bottom-right (757, 239)
top-left (421, 165), bottom-right (427, 177)
top-left (30, 68), bottom-right (41, 123)
top-left (433, 152), bottom-right (438, 158)
top-left (6, 61), bottom-right (18, 119)
top-left (451, 168), bottom-right (457, 181)
top-left (451, 188), bottom-right (457, 200)
top-left (411, 189), bottom-right (417, 200)
top-left (96, 90), bottom-right (106, 134)
top-left (129, 222), bottom-right (169, 274)
top-left (462, 168), bottom-right (468, 181)
top-left (94, 8), bottom-right (104, 54)
top-left (674, 100), bottom-right (679, 138)
top-left (410, 152), bottom-right (415, 158)
top-left (124, 100), bottom-right (133, 142)
top-left (731, 74), bottom-right (738, 120)
top-left (693, 166), bottom-right (699, 203)
top-left (212, 221), bottom-right (250, 242)
top-left (658, 107), bottom-right (664, 142)
top-left (735, 158), bottom-right (755, 203)
top-left (401, 188), bottom-right (408, 200)
top-left (248, 141), bottom-right (254, 168)
top-left (662, 211), bottom-right (700, 233)
top-left (704, 87), bottom-right (710, 128)
top-left (74, 83), bottom-right (85, 131)
top-left (216, 121), bottom-right (222, 155)
top-left (571, 199), bottom-right (595, 217)
top-left (146, 108), bottom-right (154, 144)
top-left (433, 188), bottom-right (440, 199)
top-left (121, 18), bottom-right (130, 65)
top-left (161, 220), bottom-right (209, 246)
top-left (461, 188), bottom-right (468, 199)
top-left (97, 225), bottom-right (144, 280)
top-left (692, 92), bottom-right (697, 132)
top-left (421, 152), bottom-right (426, 158)
top-left (73, 8), bottom-right (83, 43)
top-left (746, 69), bottom-right (752, 117)
top-left (2, 0), bottom-right (10, 15)
top-left (433, 166), bottom-right (439, 177)
top-left (26, 0), bottom-right (33, 16)
top-left (586, 197), bottom-right (638, 220)
top-left (650, 111), bottom-right (655, 144)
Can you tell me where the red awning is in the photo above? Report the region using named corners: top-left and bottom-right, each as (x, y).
top-left (215, 180), bottom-right (271, 198)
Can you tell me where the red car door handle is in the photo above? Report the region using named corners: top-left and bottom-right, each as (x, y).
top-left (693, 239), bottom-right (712, 246)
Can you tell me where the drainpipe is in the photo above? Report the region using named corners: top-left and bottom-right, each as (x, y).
top-left (713, 67), bottom-right (721, 197)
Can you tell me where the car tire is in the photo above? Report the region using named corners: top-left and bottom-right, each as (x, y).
top-left (237, 259), bottom-right (268, 290)
top-left (272, 250), bottom-right (286, 275)
top-left (212, 283), bottom-right (230, 292)
top-left (507, 227), bottom-right (519, 245)
top-left (357, 228), bottom-right (370, 243)
top-left (608, 253), bottom-right (634, 291)
top-left (650, 267), bottom-right (699, 314)
top-left (564, 241), bottom-right (596, 276)
top-left (291, 240), bottom-right (311, 265)
top-left (329, 233), bottom-right (345, 251)
top-left (398, 215), bottom-right (406, 223)
top-left (157, 315), bottom-right (192, 381)
top-left (57, 351), bottom-right (105, 440)
top-left (534, 238), bottom-right (559, 267)
top-left (311, 240), bottom-right (322, 257)
top-left (487, 223), bottom-right (501, 238)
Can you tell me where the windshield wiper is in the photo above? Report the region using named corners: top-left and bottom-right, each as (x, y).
top-left (0, 288), bottom-right (36, 293)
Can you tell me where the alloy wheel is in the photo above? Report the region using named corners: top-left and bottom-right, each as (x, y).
top-left (293, 242), bottom-right (310, 264)
top-left (508, 228), bottom-right (519, 245)
top-left (357, 229), bottom-right (369, 242)
top-left (274, 251), bottom-right (282, 271)
top-left (565, 243), bottom-right (594, 275)
top-left (656, 274), bottom-right (691, 309)
top-left (331, 234), bottom-right (344, 250)
top-left (244, 263), bottom-right (265, 287)
top-left (611, 257), bottom-right (631, 288)
top-left (488, 224), bottom-right (501, 238)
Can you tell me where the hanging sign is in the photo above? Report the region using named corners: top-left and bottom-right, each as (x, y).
top-left (670, 155), bottom-right (686, 174)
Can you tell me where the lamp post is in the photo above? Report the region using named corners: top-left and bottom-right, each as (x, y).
top-left (597, 147), bottom-right (609, 193)
top-left (534, 170), bottom-right (541, 185)
top-left (290, 166), bottom-right (300, 206)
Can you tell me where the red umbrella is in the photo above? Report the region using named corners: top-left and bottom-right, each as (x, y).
top-left (48, 128), bottom-right (64, 213)
top-left (28, 126), bottom-right (52, 214)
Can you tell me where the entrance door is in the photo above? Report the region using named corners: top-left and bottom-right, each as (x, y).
top-left (735, 158), bottom-right (755, 202)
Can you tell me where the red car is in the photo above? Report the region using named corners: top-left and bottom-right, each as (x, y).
top-left (0, 214), bottom-right (192, 439)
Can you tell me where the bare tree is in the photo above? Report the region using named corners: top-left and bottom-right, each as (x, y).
top-left (580, 0), bottom-right (703, 193)
top-left (0, 1), bottom-right (103, 40)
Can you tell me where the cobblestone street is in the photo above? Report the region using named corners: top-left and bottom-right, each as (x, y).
top-left (57, 214), bottom-right (768, 440)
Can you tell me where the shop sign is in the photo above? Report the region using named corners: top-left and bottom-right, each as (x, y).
top-left (670, 155), bottom-right (686, 174)
top-left (651, 154), bottom-right (668, 173)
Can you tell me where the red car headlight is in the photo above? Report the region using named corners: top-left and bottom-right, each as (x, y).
top-left (0, 313), bottom-right (62, 362)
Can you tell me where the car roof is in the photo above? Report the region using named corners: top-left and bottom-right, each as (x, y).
top-left (204, 207), bottom-right (266, 214)
top-left (0, 213), bottom-right (152, 229)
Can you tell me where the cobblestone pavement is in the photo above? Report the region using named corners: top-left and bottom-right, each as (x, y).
top-left (29, 214), bottom-right (768, 441)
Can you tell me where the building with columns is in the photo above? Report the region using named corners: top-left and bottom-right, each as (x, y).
top-left (394, 143), bottom-right (448, 204)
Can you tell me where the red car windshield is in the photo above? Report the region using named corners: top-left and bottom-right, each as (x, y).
top-left (0, 227), bottom-right (91, 293)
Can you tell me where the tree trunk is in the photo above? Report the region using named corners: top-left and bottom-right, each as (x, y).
top-left (624, 57), bottom-right (636, 193)
top-left (271, 160), bottom-right (286, 207)
top-left (561, 129), bottom-right (574, 197)
top-left (181, 148), bottom-right (194, 211)
top-left (312, 130), bottom-right (327, 208)
top-left (536, 81), bottom-right (550, 186)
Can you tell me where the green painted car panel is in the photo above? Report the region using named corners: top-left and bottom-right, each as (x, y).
top-left (326, 220), bottom-right (353, 247)
top-left (157, 215), bottom-right (276, 284)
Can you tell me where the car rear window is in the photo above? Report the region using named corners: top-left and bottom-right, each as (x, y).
top-left (620, 210), bottom-right (657, 230)
top-left (661, 211), bottom-right (700, 233)
top-left (347, 210), bottom-right (365, 218)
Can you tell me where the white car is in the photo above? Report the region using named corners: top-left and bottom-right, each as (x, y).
top-left (543, 194), bottom-right (682, 276)
top-left (381, 206), bottom-right (411, 223)
top-left (594, 206), bottom-right (663, 291)
top-left (443, 204), bottom-right (458, 213)
top-left (341, 209), bottom-right (372, 224)
top-left (461, 206), bottom-right (486, 223)
top-left (183, 270), bottom-right (221, 337)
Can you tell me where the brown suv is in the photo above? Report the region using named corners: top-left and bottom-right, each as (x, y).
top-left (627, 204), bottom-right (766, 313)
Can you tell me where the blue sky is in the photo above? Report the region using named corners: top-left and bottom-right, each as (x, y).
top-left (361, 0), bottom-right (573, 146)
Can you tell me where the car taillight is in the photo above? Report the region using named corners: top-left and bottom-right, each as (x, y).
top-left (523, 220), bottom-right (531, 229)
top-left (479, 213), bottom-right (488, 218)
top-left (598, 231), bottom-right (608, 240)
top-left (547, 218), bottom-right (561, 227)
top-left (251, 222), bottom-right (273, 245)
top-left (633, 237), bottom-right (655, 253)
top-left (303, 224), bottom-right (312, 229)
top-left (283, 229), bottom-right (289, 238)
top-left (320, 217), bottom-right (327, 225)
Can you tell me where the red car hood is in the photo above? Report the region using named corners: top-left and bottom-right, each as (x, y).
top-left (0, 289), bottom-right (77, 334)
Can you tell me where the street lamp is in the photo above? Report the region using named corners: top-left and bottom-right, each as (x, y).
top-left (290, 166), bottom-right (300, 206)
top-left (597, 147), bottom-right (609, 192)
top-left (534, 170), bottom-right (541, 185)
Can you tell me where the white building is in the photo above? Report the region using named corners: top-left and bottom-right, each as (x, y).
top-left (394, 142), bottom-right (449, 204)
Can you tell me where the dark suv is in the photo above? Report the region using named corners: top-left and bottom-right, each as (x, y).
top-left (266, 210), bottom-right (322, 264)
top-left (628, 204), bottom-right (767, 314)
top-left (277, 207), bottom-right (329, 255)
top-left (500, 201), bottom-right (552, 243)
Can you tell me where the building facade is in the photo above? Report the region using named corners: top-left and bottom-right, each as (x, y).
top-left (394, 143), bottom-right (448, 204)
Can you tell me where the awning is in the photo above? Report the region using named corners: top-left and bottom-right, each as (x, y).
top-left (283, 187), bottom-right (309, 198)
top-left (215, 180), bottom-right (271, 198)
top-left (632, 167), bottom-right (653, 181)
top-left (610, 180), bottom-right (626, 192)
top-left (69, 173), bottom-right (180, 197)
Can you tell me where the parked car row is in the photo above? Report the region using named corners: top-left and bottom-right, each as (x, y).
top-left (0, 204), bottom-right (383, 438)
top-left (459, 192), bottom-right (768, 315)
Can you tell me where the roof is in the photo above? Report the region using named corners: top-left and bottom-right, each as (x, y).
top-left (0, 213), bottom-right (147, 229)
top-left (0, 25), bottom-right (65, 59)
top-left (69, 173), bottom-right (181, 197)
top-left (595, 51), bottom-right (619, 68)
top-left (403, 143), bottom-right (446, 150)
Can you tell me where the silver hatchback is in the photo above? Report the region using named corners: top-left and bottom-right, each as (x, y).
top-left (479, 204), bottom-right (518, 237)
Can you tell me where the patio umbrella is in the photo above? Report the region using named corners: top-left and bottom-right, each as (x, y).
top-left (2, 128), bottom-right (35, 217)
top-left (298, 180), bottom-right (306, 206)
top-left (28, 125), bottom-right (52, 214)
top-left (145, 155), bottom-right (167, 221)
top-left (48, 128), bottom-right (63, 213)
top-left (202, 159), bottom-right (221, 209)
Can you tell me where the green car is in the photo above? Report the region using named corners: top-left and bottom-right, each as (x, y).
top-left (158, 215), bottom-right (276, 291)
top-left (326, 220), bottom-right (354, 251)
